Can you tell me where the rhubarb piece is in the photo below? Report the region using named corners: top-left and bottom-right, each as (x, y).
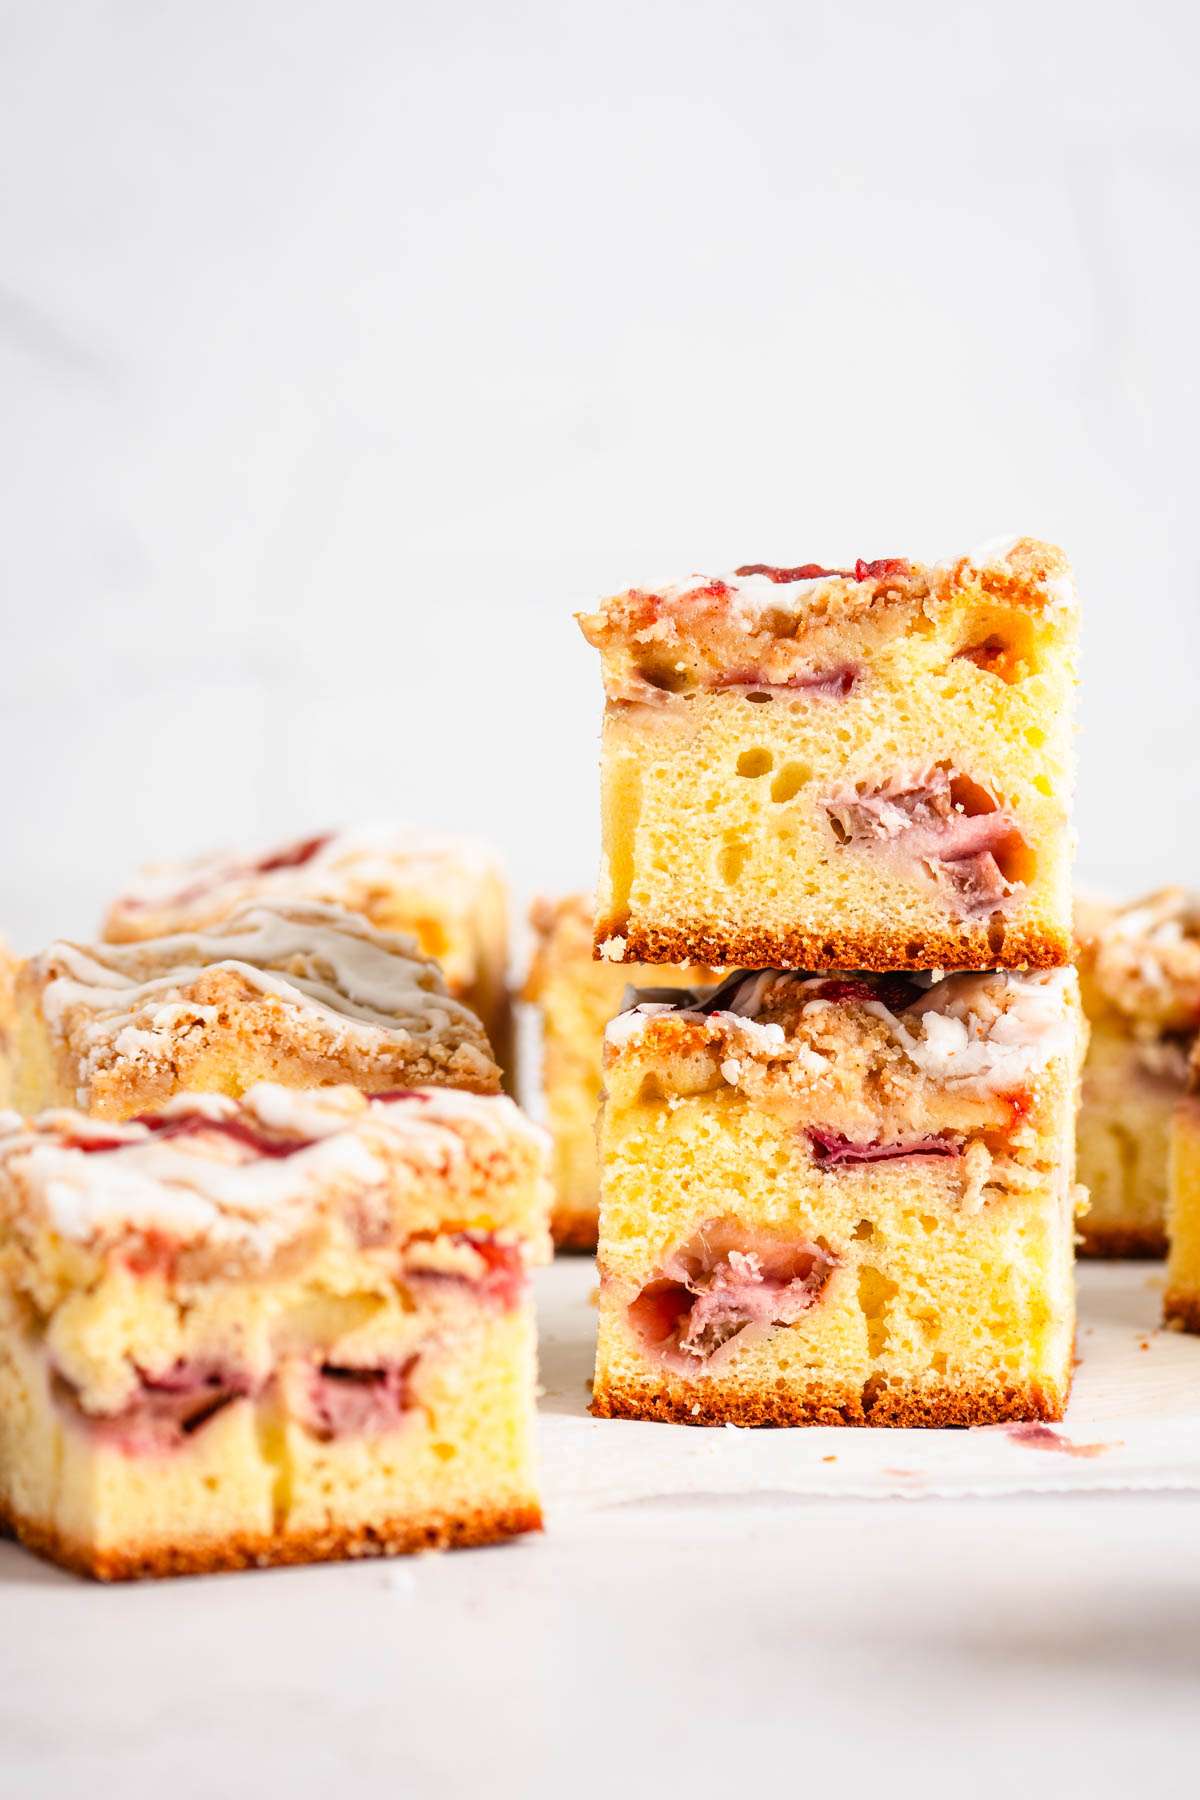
top-left (521, 893), bottom-right (722, 1250)
top-left (823, 764), bottom-right (1033, 921)
top-left (805, 1129), bottom-right (960, 1167)
top-left (627, 1220), bottom-right (835, 1374)
top-left (1076, 889), bottom-right (1200, 1258)
top-left (100, 824), bottom-right (513, 1081)
top-left (12, 899), bottom-right (501, 1122)
top-left (576, 536), bottom-right (1077, 971)
top-left (0, 1082), bottom-right (550, 1579)
top-left (593, 965), bottom-right (1085, 1427)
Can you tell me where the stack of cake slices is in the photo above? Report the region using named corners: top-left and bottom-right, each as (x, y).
top-left (0, 827), bottom-right (550, 1579)
top-left (576, 538), bottom-right (1087, 1427)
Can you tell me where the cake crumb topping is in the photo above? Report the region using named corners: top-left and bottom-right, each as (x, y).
top-left (609, 966), bottom-right (1078, 1092)
top-left (27, 902), bottom-right (498, 1092)
top-left (0, 1082), bottom-right (549, 1259)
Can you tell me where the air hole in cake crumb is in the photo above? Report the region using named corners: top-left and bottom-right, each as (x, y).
top-left (857, 1264), bottom-right (899, 1359)
top-left (770, 762), bottom-right (811, 804)
top-left (637, 663), bottom-right (688, 693)
top-left (637, 1073), bottom-right (666, 1104)
top-left (861, 1373), bottom-right (889, 1413)
top-left (1034, 774), bottom-right (1053, 797)
top-left (905, 941), bottom-right (922, 961)
top-left (718, 840), bottom-right (750, 884)
top-left (737, 747), bottom-right (774, 778)
top-left (852, 1219), bottom-right (874, 1241)
top-left (919, 1214), bottom-right (938, 1234)
top-left (745, 691), bottom-right (772, 705)
top-left (931, 1352), bottom-right (949, 1376)
top-left (432, 1443), bottom-right (457, 1462)
top-left (987, 913), bottom-right (1007, 957)
top-left (1025, 726), bottom-right (1046, 749)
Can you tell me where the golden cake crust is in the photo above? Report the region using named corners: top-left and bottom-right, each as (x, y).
top-left (591, 1373), bottom-right (1067, 1428)
top-left (1, 1498), bottom-right (542, 1581)
top-left (1164, 1291), bottom-right (1200, 1334)
top-left (596, 917), bottom-right (1070, 973)
top-left (550, 1210), bottom-right (601, 1254)
top-left (1079, 1223), bottom-right (1168, 1260)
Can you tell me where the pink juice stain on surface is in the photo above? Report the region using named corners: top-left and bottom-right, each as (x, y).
top-left (1006, 1423), bottom-right (1116, 1459)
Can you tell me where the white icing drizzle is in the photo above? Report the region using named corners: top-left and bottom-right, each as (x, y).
top-left (33, 902), bottom-right (484, 1054)
top-left (879, 969), bottom-right (1078, 1088)
top-left (647, 568), bottom-right (858, 625)
top-left (0, 1083), bottom-right (545, 1250)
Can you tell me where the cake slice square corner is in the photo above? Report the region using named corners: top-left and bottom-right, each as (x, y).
top-left (593, 965), bottom-right (1085, 1427)
top-left (578, 537), bottom-right (1077, 972)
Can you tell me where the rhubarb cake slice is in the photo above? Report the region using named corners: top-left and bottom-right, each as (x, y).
top-left (592, 966), bottom-right (1085, 1426)
top-left (1076, 890), bottom-right (1200, 1258)
top-left (1167, 1045), bottom-right (1200, 1332)
top-left (522, 894), bottom-right (720, 1250)
top-left (13, 901), bottom-right (500, 1121)
top-left (577, 537), bottom-right (1077, 972)
top-left (0, 1082), bottom-right (550, 1579)
top-left (0, 937), bottom-right (15, 1109)
top-left (102, 825), bottom-right (512, 1076)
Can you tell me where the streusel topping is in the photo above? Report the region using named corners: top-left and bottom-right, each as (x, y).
top-left (33, 901), bottom-right (485, 1045)
top-left (103, 823), bottom-right (500, 941)
top-left (1079, 888), bottom-right (1200, 1034)
top-left (578, 537), bottom-right (1075, 702)
top-left (0, 1083), bottom-right (549, 1259)
top-left (608, 966), bottom-right (1080, 1094)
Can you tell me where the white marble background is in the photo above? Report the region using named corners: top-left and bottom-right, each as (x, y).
top-left (1, 0), bottom-right (1197, 949)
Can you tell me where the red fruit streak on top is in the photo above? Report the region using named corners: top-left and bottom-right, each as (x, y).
top-left (733, 560), bottom-right (911, 585)
top-left (854, 558), bottom-right (910, 581)
top-left (136, 1115), bottom-right (318, 1158)
top-left (253, 833), bottom-right (331, 874)
top-left (734, 563), bottom-right (851, 582)
top-left (121, 833), bottom-right (332, 912)
top-left (58, 1115), bottom-right (319, 1160)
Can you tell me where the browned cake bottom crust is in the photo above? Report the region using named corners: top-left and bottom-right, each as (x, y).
top-left (592, 1375), bottom-right (1067, 1428)
top-left (1164, 1291), bottom-right (1200, 1335)
top-left (1, 1500), bottom-right (542, 1582)
top-left (1078, 1225), bottom-right (1167, 1260)
top-left (552, 1209), bottom-right (600, 1254)
top-left (595, 918), bottom-right (1070, 974)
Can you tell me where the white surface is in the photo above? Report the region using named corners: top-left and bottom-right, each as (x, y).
top-left (1, 1), bottom-right (1199, 945)
top-left (4, 1259), bottom-right (1200, 1799)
